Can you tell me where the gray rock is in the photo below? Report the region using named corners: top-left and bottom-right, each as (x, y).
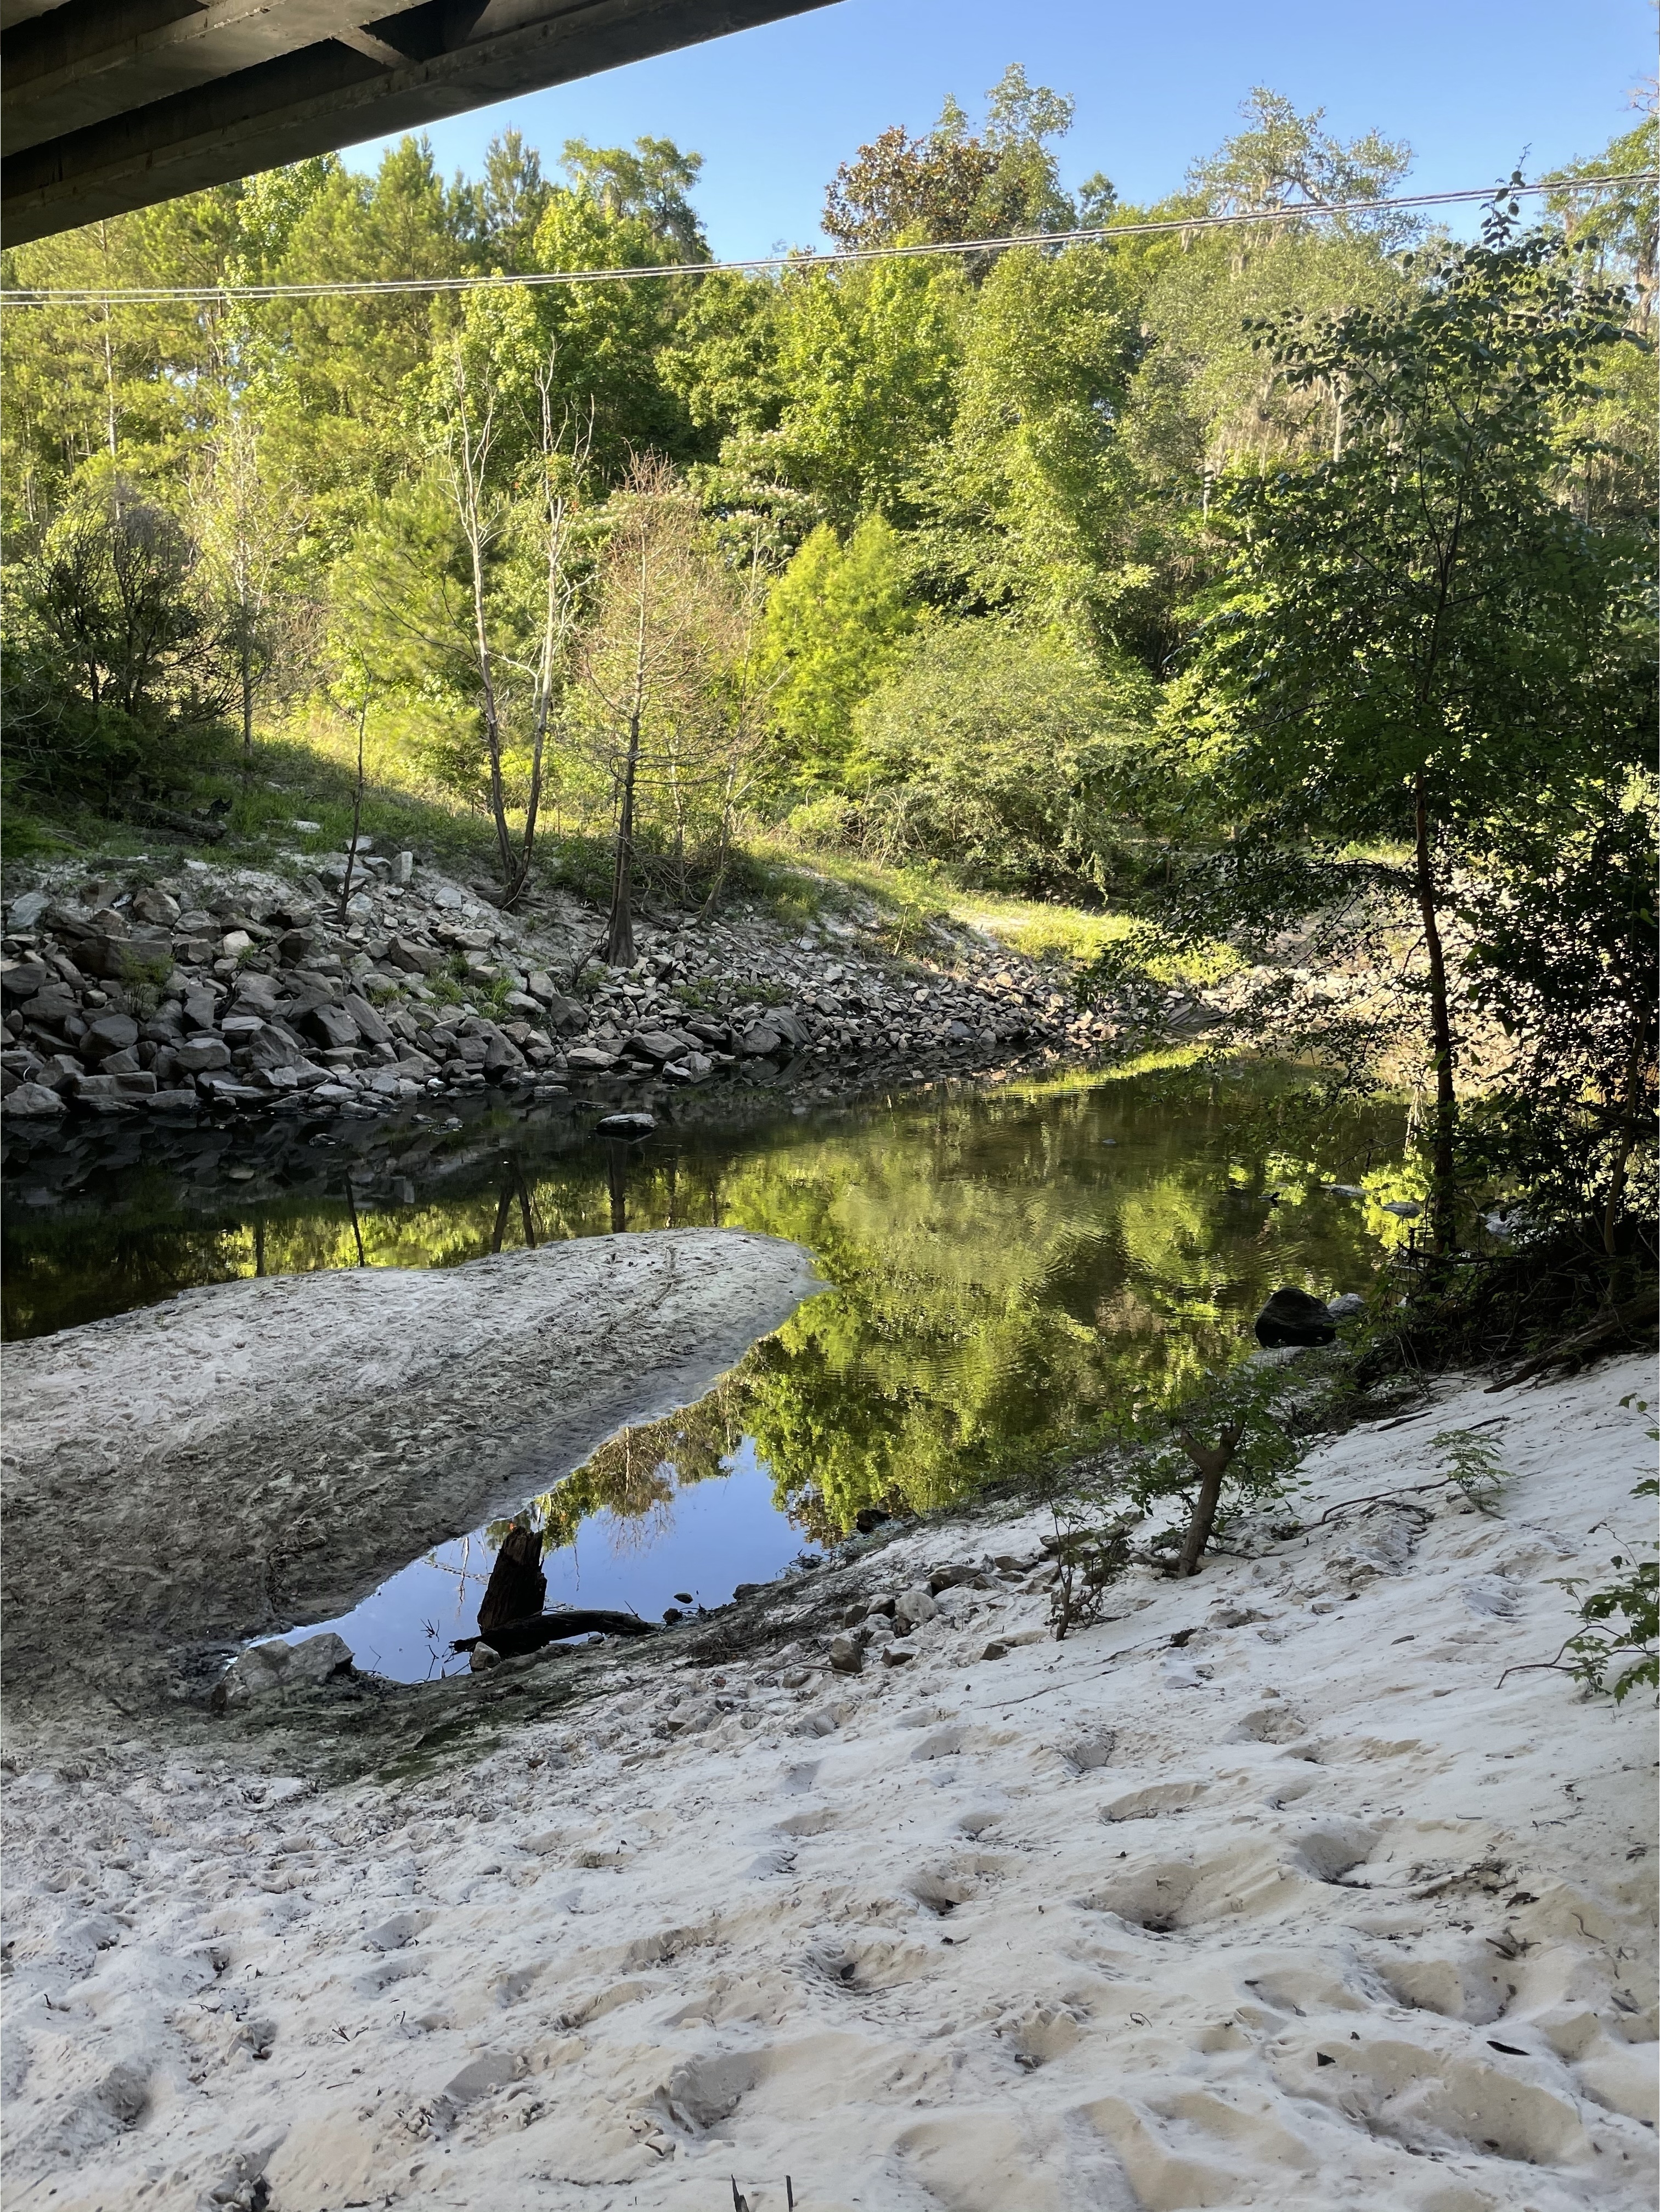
top-left (74, 1071), bottom-right (156, 1105)
top-left (7, 891), bottom-right (49, 931)
top-left (1254, 1286), bottom-right (1336, 1348)
top-left (130, 886), bottom-right (180, 926)
top-left (232, 972), bottom-right (283, 1015)
top-left (594, 1111), bottom-right (654, 1138)
top-left (1, 1082), bottom-right (65, 1118)
top-left (302, 1003), bottom-right (359, 1052)
top-left (285, 1631), bottom-right (355, 1685)
top-left (176, 1036), bottom-right (232, 1074)
top-left (880, 1640), bottom-right (917, 1668)
top-left (894, 1584), bottom-right (938, 1633)
top-left (379, 935), bottom-right (432, 975)
top-left (342, 992), bottom-right (391, 1046)
top-left (828, 1634), bottom-right (865, 1675)
top-left (629, 1030), bottom-right (688, 1065)
top-left (81, 1012), bottom-right (140, 1059)
top-left (1, 960), bottom-right (48, 1000)
top-left (1328, 1292), bottom-right (1366, 1319)
top-left (392, 851), bottom-right (415, 886)
top-left (212, 1631), bottom-right (353, 1708)
top-left (564, 1045), bottom-right (618, 1073)
top-left (469, 1644), bottom-right (501, 1672)
top-left (737, 1024), bottom-right (784, 1057)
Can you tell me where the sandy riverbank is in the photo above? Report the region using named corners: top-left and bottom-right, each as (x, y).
top-left (0, 1229), bottom-right (821, 1718)
top-left (2, 1357), bottom-right (1655, 2211)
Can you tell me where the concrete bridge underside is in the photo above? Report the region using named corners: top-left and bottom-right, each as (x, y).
top-left (3, 0), bottom-right (834, 245)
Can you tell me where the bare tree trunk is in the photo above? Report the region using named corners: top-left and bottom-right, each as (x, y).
top-left (606, 711), bottom-right (640, 967)
top-left (240, 625), bottom-right (253, 769)
top-left (1413, 769), bottom-right (1458, 1257)
top-left (337, 696), bottom-right (368, 924)
top-left (1176, 1424), bottom-right (1243, 1576)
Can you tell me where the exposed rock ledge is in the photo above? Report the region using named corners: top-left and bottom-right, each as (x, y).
top-left (0, 1229), bottom-right (820, 1716)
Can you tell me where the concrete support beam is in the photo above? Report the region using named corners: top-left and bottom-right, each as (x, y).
top-left (3, 0), bottom-right (835, 245)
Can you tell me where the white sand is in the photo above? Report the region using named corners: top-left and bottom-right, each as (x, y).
top-left (4, 1356), bottom-right (1655, 2211)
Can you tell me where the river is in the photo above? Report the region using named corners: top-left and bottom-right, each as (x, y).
top-left (2, 1056), bottom-right (1407, 1679)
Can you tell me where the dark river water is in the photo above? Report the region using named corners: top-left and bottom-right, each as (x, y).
top-left (2, 1058), bottom-right (1409, 1680)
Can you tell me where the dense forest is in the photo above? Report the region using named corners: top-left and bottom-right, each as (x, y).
top-left (2, 74), bottom-right (1655, 1270)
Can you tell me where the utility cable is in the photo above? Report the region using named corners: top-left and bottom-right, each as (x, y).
top-left (3, 172), bottom-right (1652, 308)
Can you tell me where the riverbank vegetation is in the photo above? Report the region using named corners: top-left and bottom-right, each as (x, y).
top-left (3, 74), bottom-right (1655, 1289)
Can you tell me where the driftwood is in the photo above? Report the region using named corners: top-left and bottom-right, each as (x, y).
top-left (452, 1609), bottom-right (654, 1656)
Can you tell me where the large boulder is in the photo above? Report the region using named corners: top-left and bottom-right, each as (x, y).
top-left (628, 1029), bottom-right (693, 1066)
top-left (81, 1013), bottom-right (140, 1062)
top-left (1253, 1286), bottom-right (1337, 1348)
top-left (385, 935), bottom-right (445, 976)
top-left (301, 1003), bottom-right (359, 1052)
top-left (1, 1082), bottom-right (65, 1119)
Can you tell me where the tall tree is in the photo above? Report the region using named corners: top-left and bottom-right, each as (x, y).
top-left (823, 64), bottom-right (1079, 253)
top-left (760, 516), bottom-right (917, 782)
top-left (1166, 210), bottom-right (1650, 1255)
top-left (575, 459), bottom-right (770, 959)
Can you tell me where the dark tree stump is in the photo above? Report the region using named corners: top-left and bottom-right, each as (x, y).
top-left (477, 1524), bottom-right (547, 1638)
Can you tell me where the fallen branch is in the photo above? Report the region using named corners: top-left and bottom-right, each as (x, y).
top-left (451, 1609), bottom-right (654, 1655)
top-left (1487, 1289), bottom-right (1658, 1392)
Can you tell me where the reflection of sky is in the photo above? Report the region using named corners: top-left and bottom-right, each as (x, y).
top-left (303, 1437), bottom-right (818, 1684)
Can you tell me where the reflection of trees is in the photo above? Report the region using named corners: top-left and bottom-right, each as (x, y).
top-left (486, 1372), bottom-right (753, 1562)
top-left (8, 1065), bottom-right (1403, 1543)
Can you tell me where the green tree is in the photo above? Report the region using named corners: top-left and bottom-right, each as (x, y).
top-left (558, 134), bottom-right (709, 261)
top-left (848, 619), bottom-right (1153, 894)
top-left (760, 516), bottom-right (916, 781)
top-left (922, 240), bottom-right (1142, 640)
top-left (1167, 212), bottom-right (1651, 1255)
top-left (822, 64), bottom-right (1079, 252)
top-left (764, 255), bottom-right (967, 527)
top-left (4, 467), bottom-right (231, 800)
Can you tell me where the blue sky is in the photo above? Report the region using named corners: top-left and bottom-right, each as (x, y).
top-left (345, 0), bottom-right (1653, 258)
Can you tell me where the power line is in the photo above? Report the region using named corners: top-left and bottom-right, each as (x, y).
top-left (3, 172), bottom-right (1651, 308)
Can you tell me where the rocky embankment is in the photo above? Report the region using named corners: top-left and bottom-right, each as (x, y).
top-left (1, 843), bottom-right (1134, 1126)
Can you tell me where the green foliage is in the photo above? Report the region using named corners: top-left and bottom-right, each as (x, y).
top-left (761, 255), bottom-right (969, 529)
top-left (1126, 1354), bottom-right (1314, 1558)
top-left (923, 241), bottom-right (1142, 639)
top-left (1551, 1413), bottom-right (1658, 1703)
top-left (822, 65), bottom-right (1081, 253)
top-left (1162, 215), bottom-right (1653, 1250)
top-left (3, 470), bottom-right (233, 801)
top-left (845, 620), bottom-right (1154, 895)
top-left (1430, 1429), bottom-right (1510, 1515)
top-left (760, 517), bottom-right (917, 778)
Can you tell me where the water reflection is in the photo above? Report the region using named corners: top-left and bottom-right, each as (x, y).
top-left (4, 1059), bottom-right (1405, 1678)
